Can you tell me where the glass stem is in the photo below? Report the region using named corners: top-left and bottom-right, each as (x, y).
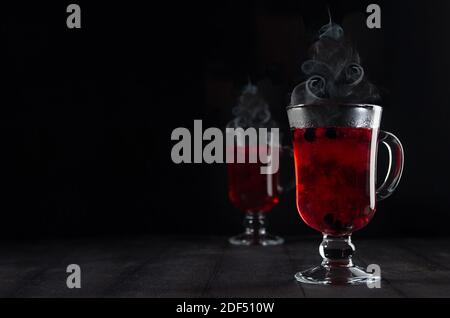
top-left (319, 234), bottom-right (355, 268)
top-left (244, 212), bottom-right (266, 236)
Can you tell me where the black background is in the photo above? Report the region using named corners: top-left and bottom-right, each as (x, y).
top-left (0, 0), bottom-right (446, 239)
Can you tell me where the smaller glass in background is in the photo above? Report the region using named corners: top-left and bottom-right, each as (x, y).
top-left (225, 81), bottom-right (293, 246)
top-left (226, 133), bottom-right (293, 246)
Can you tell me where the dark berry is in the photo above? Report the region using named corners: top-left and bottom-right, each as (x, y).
top-left (323, 213), bottom-right (334, 226)
top-left (334, 220), bottom-right (343, 231)
top-left (304, 128), bottom-right (316, 142)
top-left (325, 128), bottom-right (337, 139)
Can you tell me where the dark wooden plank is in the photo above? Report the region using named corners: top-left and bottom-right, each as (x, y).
top-left (2, 237), bottom-right (170, 297)
top-left (204, 238), bottom-right (305, 298)
top-left (356, 238), bottom-right (450, 298)
top-left (0, 240), bottom-right (74, 297)
top-left (396, 238), bottom-right (450, 271)
top-left (104, 236), bottom-right (225, 297)
top-left (76, 237), bottom-right (173, 297)
top-left (0, 236), bottom-right (450, 297)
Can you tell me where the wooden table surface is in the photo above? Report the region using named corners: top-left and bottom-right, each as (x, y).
top-left (0, 236), bottom-right (449, 298)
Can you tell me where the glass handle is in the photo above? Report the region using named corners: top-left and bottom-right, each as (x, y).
top-left (376, 130), bottom-right (404, 201)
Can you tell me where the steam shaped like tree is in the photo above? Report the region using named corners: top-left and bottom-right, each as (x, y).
top-left (228, 82), bottom-right (276, 129)
top-left (291, 18), bottom-right (379, 105)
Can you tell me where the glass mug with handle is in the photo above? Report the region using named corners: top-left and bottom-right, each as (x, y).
top-left (227, 130), bottom-right (294, 246)
top-left (287, 103), bottom-right (404, 285)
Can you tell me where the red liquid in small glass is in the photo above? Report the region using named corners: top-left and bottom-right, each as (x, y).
top-left (227, 146), bottom-right (280, 213)
top-left (293, 127), bottom-right (377, 236)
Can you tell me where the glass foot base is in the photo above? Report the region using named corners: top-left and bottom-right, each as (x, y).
top-left (295, 264), bottom-right (381, 285)
top-left (229, 232), bottom-right (284, 246)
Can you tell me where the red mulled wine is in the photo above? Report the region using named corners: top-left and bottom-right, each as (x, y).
top-left (292, 127), bottom-right (378, 236)
top-left (227, 146), bottom-right (280, 213)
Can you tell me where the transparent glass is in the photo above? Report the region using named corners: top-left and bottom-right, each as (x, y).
top-left (227, 135), bottom-right (293, 246)
top-left (286, 103), bottom-right (404, 285)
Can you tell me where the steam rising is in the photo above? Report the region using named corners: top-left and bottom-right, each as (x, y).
top-left (291, 17), bottom-right (379, 105)
top-left (227, 82), bottom-right (275, 129)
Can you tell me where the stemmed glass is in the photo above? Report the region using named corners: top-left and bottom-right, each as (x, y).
top-left (287, 103), bottom-right (404, 284)
top-left (227, 132), bottom-right (293, 246)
